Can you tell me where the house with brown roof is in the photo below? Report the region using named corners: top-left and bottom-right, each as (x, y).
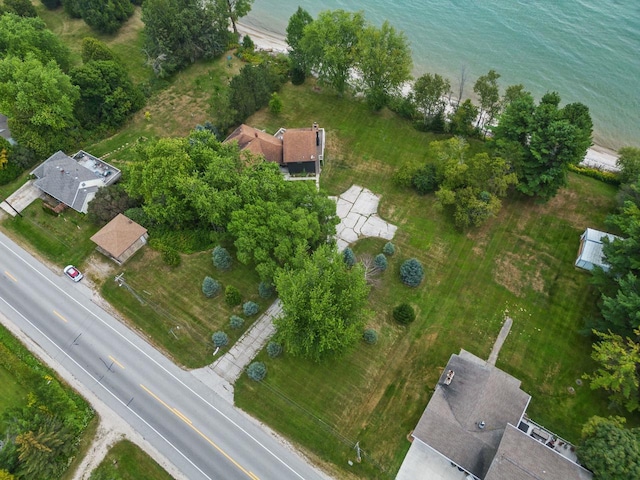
top-left (224, 123), bottom-right (325, 177)
top-left (90, 214), bottom-right (148, 265)
top-left (396, 350), bottom-right (592, 480)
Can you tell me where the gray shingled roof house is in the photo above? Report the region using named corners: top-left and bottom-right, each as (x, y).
top-left (399, 350), bottom-right (592, 480)
top-left (31, 150), bottom-right (120, 213)
top-left (224, 123), bottom-right (325, 175)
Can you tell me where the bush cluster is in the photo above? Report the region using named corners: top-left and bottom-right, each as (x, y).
top-left (225, 285), bottom-right (242, 306)
top-left (258, 281), bottom-right (274, 298)
top-left (393, 303), bottom-right (416, 325)
top-left (343, 247), bottom-right (356, 268)
top-left (212, 246), bottom-right (232, 270)
top-left (374, 253), bottom-right (388, 271)
top-left (363, 328), bottom-right (378, 344)
top-left (212, 331), bottom-right (229, 347)
top-left (400, 258), bottom-right (424, 287)
top-left (266, 341), bottom-right (283, 358)
top-left (243, 301), bottom-right (259, 316)
top-left (246, 361), bottom-right (267, 381)
top-left (202, 276), bottom-right (221, 297)
top-left (568, 164), bottom-right (620, 185)
top-left (229, 315), bottom-right (244, 329)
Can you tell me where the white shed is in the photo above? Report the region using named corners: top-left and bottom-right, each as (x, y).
top-left (575, 228), bottom-right (621, 272)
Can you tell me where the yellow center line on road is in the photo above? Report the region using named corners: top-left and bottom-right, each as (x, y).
top-left (140, 384), bottom-right (260, 480)
top-left (53, 310), bottom-right (68, 323)
top-left (108, 355), bottom-right (125, 369)
top-left (172, 408), bottom-right (192, 424)
top-left (4, 271), bottom-right (17, 282)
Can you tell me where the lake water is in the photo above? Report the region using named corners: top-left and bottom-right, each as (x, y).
top-left (244, 0), bottom-right (640, 150)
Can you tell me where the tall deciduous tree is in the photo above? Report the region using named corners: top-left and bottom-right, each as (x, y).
top-left (577, 416), bottom-right (640, 480)
top-left (217, 0), bottom-right (254, 36)
top-left (286, 6), bottom-right (313, 77)
top-left (80, 0), bottom-right (134, 34)
top-left (617, 147), bottom-right (640, 185)
top-left (586, 329), bottom-right (640, 412)
top-left (494, 91), bottom-right (592, 200)
top-left (142, 0), bottom-right (230, 77)
top-left (356, 21), bottom-right (412, 110)
top-left (448, 99), bottom-right (478, 137)
top-left (274, 244), bottom-right (370, 362)
top-left (0, 54), bottom-right (79, 157)
top-left (473, 69), bottom-right (501, 130)
top-left (0, 13), bottom-right (71, 71)
top-left (71, 60), bottom-right (144, 129)
top-left (299, 9), bottom-right (365, 95)
top-left (412, 73), bottom-right (451, 125)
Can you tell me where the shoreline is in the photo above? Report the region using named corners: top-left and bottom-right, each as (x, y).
top-left (236, 22), bottom-right (620, 171)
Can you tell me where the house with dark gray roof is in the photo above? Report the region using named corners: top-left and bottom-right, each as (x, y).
top-left (31, 150), bottom-right (120, 213)
top-left (397, 350), bottom-right (592, 480)
top-left (224, 123), bottom-right (325, 177)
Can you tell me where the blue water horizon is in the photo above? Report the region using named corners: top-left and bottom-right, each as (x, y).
top-left (244, 0), bottom-right (640, 151)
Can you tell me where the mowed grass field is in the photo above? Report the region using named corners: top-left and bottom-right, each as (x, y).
top-left (3, 7), bottom-right (631, 480)
top-left (89, 440), bottom-right (174, 480)
top-left (235, 85), bottom-right (621, 478)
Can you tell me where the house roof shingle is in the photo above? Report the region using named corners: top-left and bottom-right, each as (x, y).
top-left (90, 214), bottom-right (147, 259)
top-left (224, 124), bottom-right (282, 164)
top-left (31, 151), bottom-right (103, 212)
top-left (282, 128), bottom-right (318, 164)
top-left (485, 424), bottom-right (592, 480)
top-left (413, 350), bottom-right (531, 479)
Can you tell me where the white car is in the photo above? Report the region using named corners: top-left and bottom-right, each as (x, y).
top-left (63, 265), bottom-right (83, 282)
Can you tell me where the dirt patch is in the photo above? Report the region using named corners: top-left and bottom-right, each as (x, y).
top-left (493, 252), bottom-right (547, 297)
top-left (84, 251), bottom-right (118, 285)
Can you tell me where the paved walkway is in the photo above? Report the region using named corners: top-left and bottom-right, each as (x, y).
top-left (0, 179), bottom-right (42, 216)
top-left (332, 185), bottom-right (398, 251)
top-left (487, 316), bottom-right (513, 365)
top-left (191, 300), bottom-right (281, 403)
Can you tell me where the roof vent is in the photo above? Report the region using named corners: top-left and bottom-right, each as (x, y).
top-left (478, 421), bottom-right (486, 430)
top-left (444, 370), bottom-right (455, 385)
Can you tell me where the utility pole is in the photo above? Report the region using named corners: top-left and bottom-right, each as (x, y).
top-left (355, 441), bottom-right (361, 463)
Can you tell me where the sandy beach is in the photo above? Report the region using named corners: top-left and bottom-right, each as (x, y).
top-left (236, 22), bottom-right (620, 171)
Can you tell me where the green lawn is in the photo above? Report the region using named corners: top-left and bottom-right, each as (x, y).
top-left (101, 247), bottom-right (271, 368)
top-left (1, 201), bottom-right (99, 268)
top-left (234, 84), bottom-right (625, 479)
top-left (89, 440), bottom-right (174, 480)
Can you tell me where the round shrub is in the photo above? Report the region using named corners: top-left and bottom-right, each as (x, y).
top-left (400, 258), bottom-right (424, 287)
top-left (363, 329), bottom-right (378, 345)
top-left (212, 245), bottom-right (232, 270)
top-left (383, 242), bottom-right (396, 256)
top-left (225, 285), bottom-right (242, 306)
top-left (246, 362), bottom-right (267, 381)
top-left (393, 303), bottom-right (416, 325)
top-left (258, 281), bottom-right (274, 298)
top-left (243, 301), bottom-right (259, 316)
top-left (266, 341), bottom-right (282, 358)
top-left (202, 276), bottom-right (221, 297)
top-left (229, 315), bottom-right (244, 329)
top-left (343, 247), bottom-right (356, 268)
top-left (212, 331), bottom-right (229, 347)
top-left (374, 253), bottom-right (388, 271)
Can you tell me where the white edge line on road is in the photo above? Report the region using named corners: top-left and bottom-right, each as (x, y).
top-left (0, 236), bottom-right (308, 480)
top-left (0, 295), bottom-right (212, 480)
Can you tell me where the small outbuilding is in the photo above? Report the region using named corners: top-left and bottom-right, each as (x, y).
top-left (90, 214), bottom-right (148, 265)
top-left (575, 228), bottom-right (621, 272)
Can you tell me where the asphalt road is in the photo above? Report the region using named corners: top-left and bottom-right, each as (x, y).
top-left (0, 233), bottom-right (329, 480)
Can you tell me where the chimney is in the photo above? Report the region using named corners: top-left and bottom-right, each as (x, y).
top-left (255, 132), bottom-right (258, 138)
